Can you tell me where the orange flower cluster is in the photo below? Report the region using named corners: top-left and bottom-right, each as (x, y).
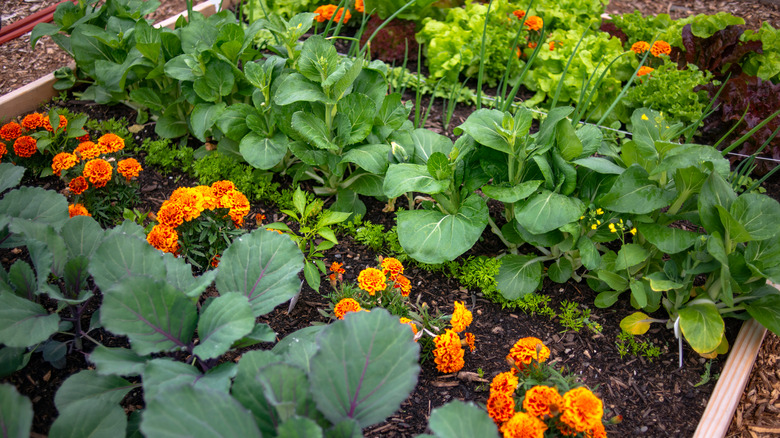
top-left (147, 224), bottom-right (180, 254)
top-left (393, 274), bottom-right (411, 296)
top-left (637, 66), bottom-right (654, 77)
top-left (506, 337), bottom-right (550, 372)
top-left (524, 16), bottom-right (543, 31)
top-left (68, 203), bottom-right (91, 218)
top-left (487, 392), bottom-right (516, 425)
top-left (381, 257), bottom-right (404, 279)
top-left (500, 411), bottom-right (547, 438)
top-left (97, 133), bottom-right (125, 154)
top-left (21, 113), bottom-right (45, 130)
top-left (432, 329), bottom-right (464, 373)
top-left (42, 114), bottom-right (68, 132)
top-left (0, 122), bottom-right (21, 141)
top-left (650, 40), bottom-right (671, 57)
top-left (329, 261), bottom-right (346, 284)
top-left (83, 158), bottom-right (113, 188)
top-left (464, 332), bottom-right (476, 352)
top-left (334, 298), bottom-right (362, 319)
top-left (355, 0), bottom-right (364, 13)
top-left (630, 41), bottom-right (649, 54)
top-left (523, 385), bottom-right (562, 419)
top-left (69, 176), bottom-right (88, 195)
top-left (399, 317), bottom-right (418, 335)
top-left (13, 136), bottom-right (37, 158)
top-left (0, 143), bottom-right (7, 162)
top-left (512, 10), bottom-right (525, 20)
top-left (357, 267), bottom-right (386, 295)
top-left (52, 152), bottom-right (78, 176)
top-left (117, 158), bottom-right (143, 181)
top-left (451, 301), bottom-right (473, 332)
top-left (74, 141), bottom-right (101, 160)
top-left (314, 4), bottom-right (351, 23)
top-left (559, 387), bottom-right (603, 433)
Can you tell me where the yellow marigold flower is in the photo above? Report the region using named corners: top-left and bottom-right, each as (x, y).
top-left (637, 66), bottom-right (654, 77)
top-left (171, 187), bottom-right (204, 221)
top-left (512, 10), bottom-right (526, 20)
top-left (74, 141), bottom-right (101, 161)
top-left (399, 317), bottom-right (418, 335)
top-left (193, 185), bottom-right (218, 211)
top-left (156, 200), bottom-right (186, 228)
top-left (507, 337), bottom-right (550, 372)
top-left (147, 224), bottom-right (180, 254)
top-left (464, 332), bottom-right (476, 352)
top-left (630, 227), bottom-right (637, 235)
top-left (42, 114), bottom-right (67, 132)
top-left (490, 371), bottom-right (519, 396)
top-left (524, 16), bottom-right (543, 31)
top-left (0, 122), bottom-right (22, 141)
top-left (630, 41), bottom-right (649, 54)
top-left (13, 136), bottom-right (37, 158)
top-left (52, 152), bottom-right (78, 176)
top-left (560, 387), bottom-right (604, 433)
top-left (68, 203), bottom-right (91, 218)
top-left (608, 223), bottom-right (617, 233)
top-left (393, 274), bottom-right (411, 297)
top-left (523, 385), bottom-right (563, 419)
top-left (500, 411), bottom-right (548, 438)
top-left (451, 301), bottom-right (473, 332)
top-left (334, 298), bottom-right (361, 319)
top-left (381, 257), bottom-right (404, 280)
top-left (117, 158), bottom-right (142, 181)
top-left (21, 113), bottom-right (45, 130)
top-left (68, 176), bottom-right (88, 195)
top-left (210, 180), bottom-right (236, 198)
top-left (97, 133), bottom-right (125, 154)
top-left (650, 40), bottom-right (671, 57)
top-left (222, 190), bottom-right (250, 227)
top-left (433, 329), bottom-right (465, 373)
top-left (82, 158), bottom-right (113, 188)
top-left (357, 267), bottom-right (386, 295)
top-left (487, 392), bottom-right (515, 425)
top-left (355, 0), bottom-right (364, 12)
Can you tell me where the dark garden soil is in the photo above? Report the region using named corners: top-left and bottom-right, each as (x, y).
top-left (1, 0), bottom-right (780, 437)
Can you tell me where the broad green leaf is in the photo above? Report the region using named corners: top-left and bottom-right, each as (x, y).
top-left (427, 152), bottom-right (451, 180)
top-left (216, 229), bottom-right (304, 317)
top-left (455, 109), bottom-right (511, 154)
top-left (141, 386), bottom-right (261, 438)
top-left (496, 255), bottom-right (542, 300)
top-left (396, 194), bottom-right (488, 264)
top-left (629, 279), bottom-right (648, 308)
top-left (309, 309), bottom-right (419, 428)
top-left (597, 270), bottom-right (628, 292)
top-left (698, 172), bottom-right (736, 234)
top-left (272, 325), bottom-right (324, 374)
top-left (577, 236), bottom-right (601, 271)
top-left (0, 163), bottom-right (24, 193)
top-left (0, 186), bottom-right (68, 228)
top-left (190, 102), bottom-right (227, 142)
top-left (233, 350), bottom-right (283, 436)
top-left (88, 346), bottom-right (147, 377)
top-left (576, 124), bottom-right (603, 157)
top-left (572, 157), bottom-right (625, 175)
top-left (240, 132), bottom-right (288, 170)
top-left (292, 111), bottom-right (338, 151)
top-left (653, 144), bottom-right (730, 177)
top-left (556, 119), bottom-right (582, 161)
top-left (335, 93), bottom-right (374, 147)
top-left (143, 359), bottom-right (235, 401)
top-left (54, 370), bottom-right (133, 412)
top-left (615, 244), bottom-right (649, 271)
top-left (256, 363), bottom-right (316, 422)
top-left (745, 237), bottom-right (780, 283)
top-left (163, 54), bottom-right (197, 81)
top-left (163, 254), bottom-right (217, 299)
top-left (0, 347), bottom-right (28, 378)
top-left (275, 73), bottom-right (330, 105)
top-left (743, 290), bottom-right (780, 336)
top-left (193, 293), bottom-right (254, 360)
top-left (49, 402), bottom-right (126, 438)
top-left (730, 193), bottom-right (780, 241)
top-left (715, 205), bottom-right (751, 244)
top-left (594, 290), bottom-right (624, 308)
top-left (678, 301), bottom-right (725, 354)
top-left (193, 60), bottom-right (235, 101)
top-left (129, 88), bottom-right (164, 112)
top-left (620, 312), bottom-right (653, 335)
top-left (298, 35), bottom-right (340, 84)
top-left (402, 128), bottom-right (453, 165)
top-left (536, 106), bottom-right (575, 147)
top-left (515, 190), bottom-right (585, 235)
top-left (599, 165), bottom-right (674, 214)
top-left (637, 223), bottom-right (698, 254)
top-left (101, 278), bottom-right (196, 355)
top-left (8, 220), bottom-right (66, 278)
top-left (481, 181), bottom-right (542, 203)
top-left (427, 400), bottom-right (499, 438)
top-left (0, 292), bottom-right (59, 348)
top-left (383, 163), bottom-right (449, 199)
top-left (155, 114), bottom-right (188, 139)
top-left (90, 231), bottom-right (162, 291)
top-left (547, 258), bottom-right (573, 283)
top-left (644, 272), bottom-right (685, 291)
top-left (0, 383), bottom-right (32, 438)
top-left (330, 56), bottom-right (364, 101)
top-left (7, 260), bottom-right (36, 298)
top-left (304, 261), bottom-right (321, 292)
top-left (61, 215), bottom-right (104, 260)
top-left (277, 417), bottom-right (323, 438)
top-left (230, 323), bottom-right (275, 350)
top-left (340, 144), bottom-right (390, 175)
top-left (216, 103), bottom-right (254, 141)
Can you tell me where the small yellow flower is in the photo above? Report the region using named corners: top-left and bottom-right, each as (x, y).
top-left (608, 223), bottom-right (617, 233)
top-left (641, 114), bottom-right (649, 121)
top-left (579, 216), bottom-right (584, 220)
top-left (595, 208), bottom-right (604, 215)
top-left (596, 220), bottom-right (601, 225)
top-left (591, 224), bottom-right (597, 230)
top-left (630, 228), bottom-right (637, 235)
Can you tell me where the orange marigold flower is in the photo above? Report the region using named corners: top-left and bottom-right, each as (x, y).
top-left (334, 7), bottom-right (351, 23)
top-left (97, 133), bottom-right (125, 154)
top-left (69, 176), bottom-right (88, 195)
top-left (193, 185), bottom-right (218, 211)
top-left (451, 301), bottom-right (473, 332)
top-left (211, 180), bottom-right (236, 198)
top-left (513, 10), bottom-right (526, 20)
top-left (549, 41), bottom-right (556, 50)
top-left (76, 133), bottom-right (90, 142)
top-left (637, 66), bottom-right (654, 77)
top-left (147, 224), bottom-right (180, 253)
top-left (220, 189), bottom-right (250, 227)
top-left (330, 261), bottom-right (346, 274)
top-left (355, 0), bottom-right (364, 12)
top-left (210, 254), bottom-right (221, 268)
top-left (586, 422), bottom-right (607, 438)
top-left (464, 332), bottom-right (476, 352)
top-left (500, 411), bottom-right (548, 438)
top-left (630, 41), bottom-right (649, 54)
top-left (528, 41), bottom-right (537, 49)
top-left (0, 122), bottom-right (22, 141)
top-left (21, 113), bottom-right (45, 130)
top-left (523, 385), bottom-right (563, 419)
top-left (42, 114), bottom-right (67, 132)
top-left (74, 141), bottom-right (101, 161)
top-left (393, 274), bottom-right (411, 297)
top-left (357, 267), bottom-right (386, 295)
top-left (255, 213), bottom-right (266, 225)
top-left (524, 16), bottom-right (543, 31)
top-left (507, 337), bottom-right (550, 371)
top-left (381, 257), bottom-right (404, 280)
top-left (82, 158), bottom-right (113, 188)
top-left (650, 40), bottom-right (671, 57)
top-left (314, 4), bottom-right (338, 22)
top-left (117, 158), bottom-right (142, 181)
top-left (171, 187), bottom-right (204, 221)
top-left (560, 387), bottom-right (604, 433)
top-left (52, 152), bottom-right (78, 176)
top-left (13, 136), bottom-right (37, 158)
top-left (68, 203), bottom-right (91, 218)
top-left (490, 371), bottom-right (519, 396)
top-left (0, 143), bottom-right (8, 162)
top-left (157, 200), bottom-right (186, 228)
top-left (487, 392), bottom-right (516, 425)
top-left (334, 298), bottom-right (362, 319)
top-left (399, 317), bottom-right (418, 335)
top-left (433, 329), bottom-right (465, 373)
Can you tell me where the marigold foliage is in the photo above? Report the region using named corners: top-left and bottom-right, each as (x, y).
top-left (13, 136), bottom-right (37, 158)
top-left (358, 267), bottom-right (387, 295)
top-left (68, 203), bottom-right (91, 218)
top-left (560, 387), bottom-right (604, 433)
top-left (451, 301), bottom-right (473, 332)
top-left (0, 122), bottom-right (22, 141)
top-left (334, 298), bottom-right (362, 319)
top-left (433, 329), bottom-right (464, 373)
top-left (500, 411), bottom-right (548, 438)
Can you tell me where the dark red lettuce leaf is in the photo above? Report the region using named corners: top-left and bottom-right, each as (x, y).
top-left (599, 21), bottom-right (627, 45)
top-left (670, 24), bottom-right (762, 79)
top-left (359, 15), bottom-right (418, 63)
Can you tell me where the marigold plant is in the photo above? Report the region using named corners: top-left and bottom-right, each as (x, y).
top-left (559, 387), bottom-right (604, 433)
top-left (358, 267), bottom-right (387, 295)
top-left (487, 392), bottom-right (516, 425)
top-left (314, 4), bottom-right (351, 23)
top-left (21, 113), bottom-right (45, 130)
top-left (73, 141), bottom-right (101, 161)
top-left (512, 10), bottom-right (526, 20)
top-left (68, 176), bottom-right (88, 195)
top-left (0, 122), bottom-right (22, 141)
top-left (355, 0), bottom-right (363, 13)
top-left (146, 224), bottom-right (180, 254)
top-left (334, 298), bottom-right (362, 319)
top-left (0, 143), bottom-right (7, 163)
top-left (507, 337), bottom-right (550, 371)
top-left (637, 66), bottom-right (654, 76)
top-left (650, 40), bottom-right (671, 57)
top-left (68, 203), bottom-right (91, 218)
top-left (13, 136), bottom-right (37, 158)
top-left (42, 114), bottom-right (68, 132)
top-left (117, 158), bottom-right (142, 181)
top-left (432, 329), bottom-right (465, 373)
top-left (451, 301), bottom-right (473, 332)
top-left (524, 16), bottom-right (543, 31)
top-left (381, 257), bottom-right (404, 280)
top-left (490, 371), bottom-right (519, 396)
top-left (82, 158), bottom-right (113, 188)
top-left (399, 317), bottom-right (418, 335)
top-left (52, 152), bottom-right (78, 176)
top-left (522, 385), bottom-right (563, 419)
top-left (97, 133), bottom-right (125, 154)
top-left (630, 41), bottom-right (649, 54)
top-left (500, 412), bottom-right (548, 438)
